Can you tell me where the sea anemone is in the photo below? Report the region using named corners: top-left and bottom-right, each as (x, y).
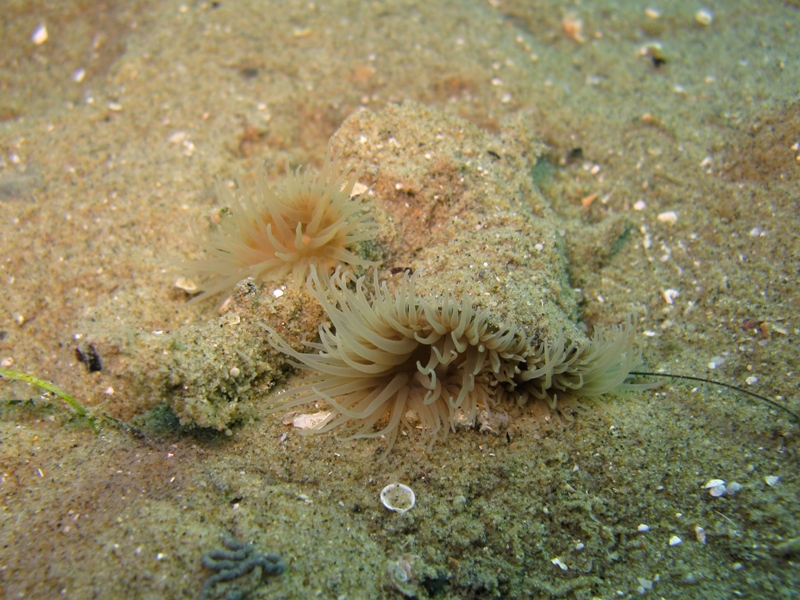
top-left (183, 148), bottom-right (377, 301)
top-left (264, 267), bottom-right (528, 458)
top-left (265, 267), bottom-right (644, 456)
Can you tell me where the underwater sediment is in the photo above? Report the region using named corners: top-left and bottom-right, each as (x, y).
top-left (86, 101), bottom-right (638, 447)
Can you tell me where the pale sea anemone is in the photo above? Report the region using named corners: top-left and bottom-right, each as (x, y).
top-left (184, 149), bottom-right (377, 301)
top-left (265, 268), bottom-right (643, 457)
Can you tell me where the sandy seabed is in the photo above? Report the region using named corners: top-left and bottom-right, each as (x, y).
top-left (1, 1), bottom-right (798, 598)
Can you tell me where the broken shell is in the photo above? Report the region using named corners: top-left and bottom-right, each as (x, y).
top-left (380, 483), bottom-right (415, 514)
top-left (174, 277), bottom-right (198, 293)
top-left (704, 479), bottom-right (726, 497)
top-left (290, 411), bottom-right (331, 430)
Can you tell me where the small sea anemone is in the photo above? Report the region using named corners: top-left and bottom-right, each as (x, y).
top-left (183, 148), bottom-right (377, 301)
top-left (264, 268), bottom-right (528, 458)
top-left (265, 267), bottom-right (644, 456)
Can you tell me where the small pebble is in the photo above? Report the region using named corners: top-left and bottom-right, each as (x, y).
top-left (638, 524), bottom-right (651, 533)
top-left (765, 476), bottom-right (780, 487)
top-left (669, 535), bottom-right (682, 546)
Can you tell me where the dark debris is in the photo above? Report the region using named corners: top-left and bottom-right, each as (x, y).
top-left (199, 535), bottom-right (285, 600)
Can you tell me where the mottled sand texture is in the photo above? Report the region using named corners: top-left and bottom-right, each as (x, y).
top-left (0, 1), bottom-right (797, 598)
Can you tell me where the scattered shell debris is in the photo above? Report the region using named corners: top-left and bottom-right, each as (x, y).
top-left (638, 524), bottom-right (651, 533)
top-left (669, 535), bottom-right (683, 547)
top-left (380, 484), bottom-right (415, 514)
top-left (765, 476), bottom-right (781, 487)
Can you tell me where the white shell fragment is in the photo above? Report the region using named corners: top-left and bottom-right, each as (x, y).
top-left (695, 9), bottom-right (713, 26)
top-left (550, 557), bottom-right (568, 571)
top-left (657, 210), bottom-right (678, 224)
top-left (663, 289), bottom-right (680, 305)
top-left (695, 525), bottom-right (707, 544)
top-left (290, 411), bottom-right (331, 430)
top-left (31, 24), bottom-right (48, 45)
top-left (765, 476), bottom-right (781, 487)
top-left (380, 483), bottom-right (416, 514)
top-left (174, 277), bottom-right (198, 292)
top-left (704, 479), bottom-right (727, 497)
top-left (669, 535), bottom-right (682, 546)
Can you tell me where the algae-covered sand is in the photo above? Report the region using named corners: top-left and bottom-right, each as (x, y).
top-left (1, 1), bottom-right (798, 598)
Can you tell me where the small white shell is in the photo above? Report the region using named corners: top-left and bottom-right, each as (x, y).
top-left (704, 479), bottom-right (726, 497)
top-left (380, 484), bottom-right (415, 514)
top-left (290, 411), bottom-right (331, 430)
top-left (695, 9), bottom-right (713, 26)
top-left (174, 277), bottom-right (198, 292)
